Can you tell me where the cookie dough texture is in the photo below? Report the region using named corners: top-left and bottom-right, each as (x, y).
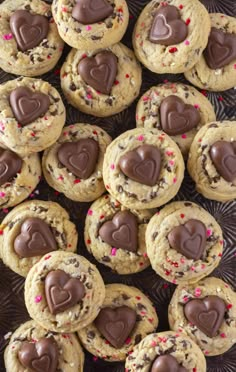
top-left (188, 121), bottom-right (236, 202)
top-left (60, 43), bottom-right (142, 117)
top-left (25, 251), bottom-right (106, 333)
top-left (132, 0), bottom-right (211, 74)
top-left (78, 283), bottom-right (158, 362)
top-left (125, 331), bottom-right (206, 372)
top-left (0, 0), bottom-right (64, 77)
top-left (136, 83), bottom-right (216, 157)
top-left (0, 200), bottom-right (78, 277)
top-left (4, 320), bottom-right (84, 372)
top-left (169, 277), bottom-right (236, 356)
top-left (185, 13), bottom-right (236, 91)
top-left (103, 128), bottom-right (185, 209)
top-left (146, 201), bottom-right (223, 285)
top-left (52, 0), bottom-right (129, 50)
top-left (42, 124), bottom-right (111, 202)
top-left (85, 194), bottom-right (153, 274)
top-left (0, 77), bottom-right (66, 156)
top-left (0, 151), bottom-right (41, 209)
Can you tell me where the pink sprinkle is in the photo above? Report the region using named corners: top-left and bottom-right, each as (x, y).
top-left (194, 288), bottom-right (202, 297)
top-left (204, 351), bottom-right (209, 355)
top-left (185, 40), bottom-right (190, 45)
top-left (201, 264), bottom-right (206, 269)
top-left (93, 356), bottom-right (98, 361)
top-left (194, 104), bottom-right (200, 109)
top-left (172, 279), bottom-right (177, 284)
top-left (180, 258), bottom-right (185, 264)
top-left (143, 252), bottom-right (148, 258)
top-left (110, 164), bottom-right (115, 170)
top-left (183, 296), bottom-right (188, 302)
top-left (35, 295), bottom-right (42, 303)
top-left (220, 333), bottom-right (226, 338)
top-left (234, 64), bottom-right (236, 69)
top-left (191, 266), bottom-right (195, 271)
top-left (86, 25), bottom-right (92, 31)
top-left (142, 96), bottom-right (149, 102)
top-left (111, 248), bottom-right (117, 256)
top-left (44, 255), bottom-right (51, 260)
top-left (125, 337), bottom-right (131, 345)
top-left (207, 229), bottom-right (212, 237)
top-left (57, 175), bottom-right (64, 181)
top-left (220, 240), bottom-right (223, 245)
top-left (61, 6), bottom-right (68, 12)
top-left (181, 134), bottom-right (187, 139)
top-left (86, 93), bottom-right (92, 99)
top-left (169, 160), bottom-right (174, 166)
top-left (173, 177), bottom-right (177, 184)
top-left (166, 150), bottom-right (174, 156)
top-left (3, 33), bottom-right (13, 40)
top-left (87, 209), bottom-right (93, 216)
top-left (151, 340), bottom-right (157, 347)
top-left (3, 208), bottom-right (8, 214)
top-left (0, 192), bottom-right (5, 197)
top-left (137, 135), bottom-right (144, 141)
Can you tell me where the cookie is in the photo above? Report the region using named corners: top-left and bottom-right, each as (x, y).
top-left (0, 77), bottom-right (66, 157)
top-left (169, 277), bottom-right (236, 356)
top-left (0, 0), bottom-right (64, 77)
top-left (103, 128), bottom-right (185, 210)
top-left (78, 283), bottom-right (158, 362)
top-left (187, 121), bottom-right (236, 202)
top-left (136, 83), bottom-right (216, 157)
top-left (0, 200), bottom-right (78, 277)
top-left (52, 0), bottom-right (129, 50)
top-left (42, 124), bottom-right (111, 202)
top-left (185, 13), bottom-right (236, 91)
top-left (125, 330), bottom-right (206, 372)
top-left (60, 43), bottom-right (142, 117)
top-left (0, 148), bottom-right (41, 209)
top-left (84, 194), bottom-right (153, 274)
top-left (4, 320), bottom-right (84, 372)
top-left (146, 201), bottom-right (223, 285)
top-left (132, 0), bottom-right (211, 74)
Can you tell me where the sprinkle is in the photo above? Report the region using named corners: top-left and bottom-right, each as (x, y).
top-left (44, 255), bottom-right (51, 260)
top-left (194, 288), bottom-right (202, 297)
top-left (142, 96), bottom-right (149, 102)
top-left (139, 262), bottom-right (144, 266)
top-left (111, 248), bottom-right (117, 256)
top-left (166, 150), bottom-right (174, 156)
top-left (194, 104), bottom-right (200, 109)
top-left (220, 240), bottom-right (223, 245)
top-left (87, 209), bottom-right (93, 216)
top-left (125, 337), bottom-right (132, 345)
top-left (151, 340), bottom-right (157, 347)
top-left (3, 33), bottom-right (13, 40)
top-left (0, 192), bottom-right (5, 198)
top-left (218, 96), bottom-right (224, 102)
top-left (227, 304), bottom-right (232, 309)
top-left (125, 74), bottom-right (130, 78)
top-left (163, 283), bottom-right (169, 289)
top-left (181, 134), bottom-right (187, 139)
top-left (143, 252), bottom-right (148, 258)
top-left (105, 184), bottom-right (110, 189)
top-left (185, 40), bottom-right (190, 45)
top-left (114, 80), bottom-right (119, 85)
top-left (179, 4), bottom-right (183, 9)
top-left (180, 258), bottom-right (185, 264)
top-left (137, 135), bottom-right (144, 141)
top-left (207, 229), bottom-right (212, 236)
top-left (61, 6), bottom-right (68, 12)
top-left (172, 279), bottom-right (177, 284)
top-left (201, 264), bottom-right (205, 269)
top-left (169, 160), bottom-right (174, 166)
top-left (86, 25), bottom-right (92, 31)
top-left (180, 214), bottom-right (185, 219)
top-left (173, 177), bottom-right (177, 183)
top-left (204, 351), bottom-right (209, 355)
top-left (57, 175), bottom-right (64, 181)
top-left (87, 239), bottom-right (91, 244)
top-left (35, 295), bottom-right (42, 303)
top-left (3, 209), bottom-right (8, 214)
top-left (110, 164), bottom-right (115, 170)
top-left (201, 90), bottom-right (207, 97)
top-left (169, 47), bottom-right (178, 53)
top-left (74, 179), bottom-right (81, 184)
top-left (234, 64), bottom-right (236, 69)
top-left (0, 230), bottom-right (3, 235)
top-left (183, 296), bottom-right (189, 302)
top-left (185, 18), bottom-right (191, 25)
top-left (220, 333), bottom-right (226, 338)
top-left (86, 93), bottom-right (92, 99)
top-left (93, 356), bottom-right (98, 361)
top-left (100, 215), bottom-right (105, 220)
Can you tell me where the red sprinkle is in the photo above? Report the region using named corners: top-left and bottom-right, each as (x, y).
top-left (169, 47), bottom-right (178, 53)
top-left (114, 80), bottom-right (119, 85)
top-left (125, 74), bottom-right (130, 78)
top-left (87, 239), bottom-right (91, 244)
top-left (179, 4), bottom-right (184, 9)
top-left (74, 179), bottom-right (81, 184)
top-left (180, 214), bottom-right (185, 219)
top-left (0, 230), bottom-right (3, 235)
top-left (185, 18), bottom-right (191, 25)
top-left (227, 304), bottom-right (233, 309)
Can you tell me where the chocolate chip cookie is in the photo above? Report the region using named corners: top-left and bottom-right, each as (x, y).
top-left (0, 200), bottom-right (78, 277)
top-left (188, 121), bottom-right (236, 202)
top-left (42, 123), bottom-right (111, 202)
top-left (78, 283), bottom-right (158, 361)
top-left (146, 201), bottom-right (223, 285)
top-left (60, 43), bottom-right (142, 117)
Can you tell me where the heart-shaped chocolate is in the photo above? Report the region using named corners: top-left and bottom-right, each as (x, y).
top-left (0, 148), bottom-right (22, 186)
top-left (151, 355), bottom-right (187, 372)
top-left (10, 87), bottom-right (50, 126)
top-left (184, 295), bottom-right (226, 337)
top-left (45, 269), bottom-right (85, 314)
top-left (72, 0), bottom-right (113, 24)
top-left (94, 306), bottom-right (136, 348)
top-left (204, 28), bottom-right (236, 70)
top-left (10, 10), bottom-right (49, 52)
top-left (18, 337), bottom-right (58, 372)
top-left (119, 145), bottom-right (161, 186)
top-left (160, 96), bottom-right (200, 136)
top-left (78, 51), bottom-right (117, 95)
top-left (57, 138), bottom-right (99, 179)
top-left (210, 141), bottom-right (236, 182)
top-left (14, 217), bottom-right (57, 258)
top-left (149, 5), bottom-right (188, 45)
top-left (99, 211), bottom-right (138, 252)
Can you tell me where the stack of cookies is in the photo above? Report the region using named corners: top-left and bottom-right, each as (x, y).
top-left (0, 0), bottom-right (235, 371)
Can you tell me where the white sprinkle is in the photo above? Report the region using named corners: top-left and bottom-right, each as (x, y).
top-left (215, 69), bottom-right (222, 75)
top-left (216, 287), bottom-right (221, 293)
top-left (70, 363), bottom-right (75, 367)
top-left (4, 332), bottom-right (12, 340)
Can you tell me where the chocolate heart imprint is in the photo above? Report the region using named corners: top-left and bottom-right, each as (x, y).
top-left (151, 354), bottom-right (187, 372)
top-left (184, 295), bottom-right (226, 337)
top-left (72, 0), bottom-right (113, 24)
top-left (160, 96), bottom-right (200, 136)
top-left (99, 210), bottom-right (138, 252)
top-left (10, 86), bottom-right (50, 126)
top-left (10, 9), bottom-right (49, 52)
top-left (0, 148), bottom-right (22, 186)
top-left (57, 138), bottom-right (99, 179)
top-left (18, 337), bottom-right (58, 372)
top-left (149, 5), bottom-right (188, 45)
top-left (210, 140), bottom-right (236, 182)
top-left (78, 51), bottom-right (117, 95)
top-left (168, 219), bottom-right (207, 260)
top-left (94, 306), bottom-right (136, 348)
top-left (119, 145), bottom-right (161, 186)
top-left (204, 28), bottom-right (236, 70)
top-left (45, 269), bottom-right (85, 314)
top-left (14, 217), bottom-right (57, 258)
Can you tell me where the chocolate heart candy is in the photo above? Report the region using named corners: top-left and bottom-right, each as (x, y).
top-left (10, 10), bottom-right (49, 52)
top-left (151, 355), bottom-right (187, 372)
top-left (149, 5), bottom-right (188, 45)
top-left (18, 337), bottom-right (58, 372)
top-left (0, 148), bottom-right (22, 186)
top-left (210, 141), bottom-right (236, 182)
top-left (45, 269), bottom-right (85, 314)
top-left (160, 96), bottom-right (200, 136)
top-left (204, 28), bottom-right (236, 70)
top-left (99, 210), bottom-right (138, 252)
top-left (14, 217), bottom-right (57, 258)
top-left (119, 145), bottom-right (161, 186)
top-left (168, 219), bottom-right (207, 260)
top-left (10, 87), bottom-right (50, 126)
top-left (184, 295), bottom-right (226, 338)
top-left (94, 306), bottom-right (136, 348)
top-left (78, 51), bottom-right (117, 95)
top-left (72, 0), bottom-right (113, 25)
top-left (57, 138), bottom-right (99, 179)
